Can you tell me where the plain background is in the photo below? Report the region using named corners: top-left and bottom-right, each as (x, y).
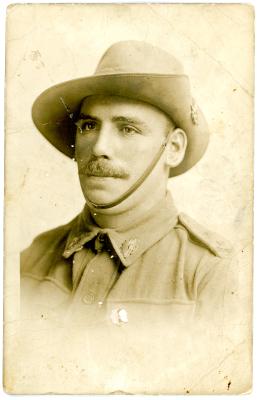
top-left (1, 0), bottom-right (258, 397)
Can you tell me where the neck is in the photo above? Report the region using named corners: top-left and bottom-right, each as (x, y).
top-left (89, 186), bottom-right (167, 229)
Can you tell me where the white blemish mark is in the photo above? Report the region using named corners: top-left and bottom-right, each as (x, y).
top-left (110, 308), bottom-right (128, 325)
top-left (118, 309), bottom-right (128, 323)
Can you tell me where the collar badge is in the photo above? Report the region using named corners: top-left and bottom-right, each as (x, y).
top-left (121, 238), bottom-right (138, 259)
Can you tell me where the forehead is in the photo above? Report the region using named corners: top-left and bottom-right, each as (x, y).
top-left (79, 95), bottom-right (172, 125)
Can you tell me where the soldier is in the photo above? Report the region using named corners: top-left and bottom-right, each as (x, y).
top-left (21, 40), bottom-right (232, 328)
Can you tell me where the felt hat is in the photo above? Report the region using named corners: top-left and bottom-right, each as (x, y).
top-left (32, 40), bottom-right (209, 176)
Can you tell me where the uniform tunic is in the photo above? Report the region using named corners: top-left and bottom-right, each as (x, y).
top-left (19, 194), bottom-right (238, 393)
top-left (20, 193), bottom-right (232, 329)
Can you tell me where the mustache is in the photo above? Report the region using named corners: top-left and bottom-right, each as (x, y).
top-left (79, 156), bottom-right (130, 178)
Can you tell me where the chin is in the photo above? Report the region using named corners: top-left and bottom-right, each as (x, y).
top-left (80, 177), bottom-right (130, 206)
top-left (83, 188), bottom-right (118, 206)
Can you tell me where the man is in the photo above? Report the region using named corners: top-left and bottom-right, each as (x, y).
top-left (21, 40), bottom-right (232, 329)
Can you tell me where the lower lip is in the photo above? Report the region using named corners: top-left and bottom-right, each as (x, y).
top-left (84, 175), bottom-right (115, 179)
top-left (83, 175), bottom-right (118, 184)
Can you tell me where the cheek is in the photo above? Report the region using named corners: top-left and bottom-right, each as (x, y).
top-left (129, 142), bottom-right (158, 163)
top-left (122, 146), bottom-right (157, 175)
top-left (120, 146), bottom-right (144, 166)
top-left (75, 136), bottom-right (92, 162)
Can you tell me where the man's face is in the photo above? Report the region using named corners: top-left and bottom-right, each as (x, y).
top-left (75, 95), bottom-right (172, 210)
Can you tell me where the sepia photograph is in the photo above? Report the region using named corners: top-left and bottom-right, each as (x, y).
top-left (4, 3), bottom-right (254, 394)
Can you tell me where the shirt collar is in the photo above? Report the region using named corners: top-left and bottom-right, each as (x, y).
top-left (62, 192), bottom-right (178, 267)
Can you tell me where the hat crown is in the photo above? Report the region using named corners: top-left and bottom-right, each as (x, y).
top-left (95, 40), bottom-right (184, 76)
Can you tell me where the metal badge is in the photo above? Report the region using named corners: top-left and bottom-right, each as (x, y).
top-left (190, 102), bottom-right (199, 125)
top-left (66, 236), bottom-right (81, 251)
top-left (121, 238), bottom-right (138, 259)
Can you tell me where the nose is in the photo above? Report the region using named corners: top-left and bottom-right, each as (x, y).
top-left (92, 123), bottom-right (114, 158)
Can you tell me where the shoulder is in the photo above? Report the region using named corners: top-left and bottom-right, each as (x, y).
top-left (175, 212), bottom-right (233, 260)
top-left (20, 216), bottom-right (78, 276)
top-left (173, 213), bottom-right (234, 301)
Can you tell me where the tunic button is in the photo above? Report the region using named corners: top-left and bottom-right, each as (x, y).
top-left (82, 292), bottom-right (95, 304)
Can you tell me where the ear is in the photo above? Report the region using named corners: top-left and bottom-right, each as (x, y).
top-left (166, 128), bottom-right (187, 168)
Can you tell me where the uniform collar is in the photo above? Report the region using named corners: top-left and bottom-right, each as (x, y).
top-left (63, 192), bottom-right (178, 267)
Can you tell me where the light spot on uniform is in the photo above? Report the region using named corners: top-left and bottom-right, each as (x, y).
top-left (118, 308), bottom-right (128, 323)
top-left (110, 308), bottom-right (128, 325)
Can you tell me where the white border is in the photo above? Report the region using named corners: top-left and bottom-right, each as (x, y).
top-left (0, 1), bottom-right (257, 399)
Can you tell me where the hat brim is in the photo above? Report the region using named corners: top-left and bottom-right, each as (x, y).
top-left (32, 74), bottom-right (209, 176)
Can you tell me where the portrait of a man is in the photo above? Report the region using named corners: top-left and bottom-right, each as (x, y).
top-left (21, 39), bottom-right (232, 327)
top-left (4, 4), bottom-right (253, 394)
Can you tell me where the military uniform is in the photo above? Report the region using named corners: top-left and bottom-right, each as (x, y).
top-left (21, 193), bottom-right (232, 329)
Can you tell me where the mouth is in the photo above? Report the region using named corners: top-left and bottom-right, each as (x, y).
top-left (81, 172), bottom-right (120, 179)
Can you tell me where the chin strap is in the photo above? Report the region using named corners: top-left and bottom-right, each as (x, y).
top-left (85, 134), bottom-right (171, 210)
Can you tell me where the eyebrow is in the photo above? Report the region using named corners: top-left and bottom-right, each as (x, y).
top-left (111, 116), bottom-right (148, 129)
top-left (77, 113), bottom-right (149, 130)
top-left (78, 113), bottom-right (100, 121)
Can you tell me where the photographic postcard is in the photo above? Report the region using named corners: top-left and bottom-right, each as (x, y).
top-left (4, 3), bottom-right (254, 394)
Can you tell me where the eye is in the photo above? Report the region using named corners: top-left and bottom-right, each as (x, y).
top-left (82, 120), bottom-right (98, 131)
top-left (76, 119), bottom-right (98, 132)
top-left (121, 125), bottom-right (140, 135)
